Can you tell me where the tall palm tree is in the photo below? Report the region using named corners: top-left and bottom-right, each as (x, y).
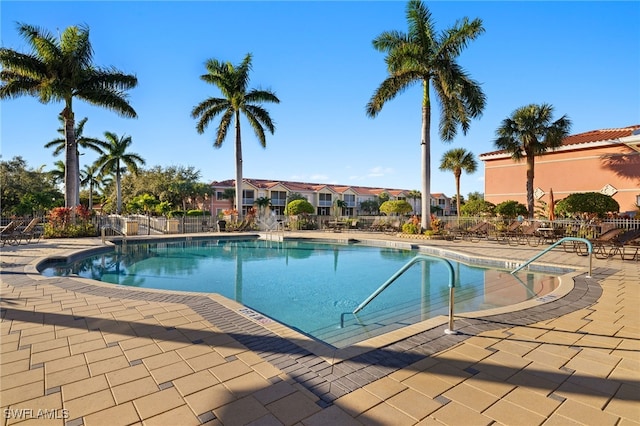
top-left (0, 23), bottom-right (137, 208)
top-left (46, 116), bottom-right (108, 204)
top-left (439, 148), bottom-right (477, 222)
top-left (494, 103), bottom-right (571, 218)
top-left (366, 0), bottom-right (486, 230)
top-left (96, 132), bottom-right (145, 214)
top-left (191, 53), bottom-right (279, 218)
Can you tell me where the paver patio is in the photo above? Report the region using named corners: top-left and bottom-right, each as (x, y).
top-left (1, 231), bottom-right (638, 425)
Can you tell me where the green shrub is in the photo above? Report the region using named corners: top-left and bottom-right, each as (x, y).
top-left (285, 199), bottom-right (314, 215)
top-left (186, 210), bottom-right (211, 216)
top-left (402, 222), bottom-right (420, 234)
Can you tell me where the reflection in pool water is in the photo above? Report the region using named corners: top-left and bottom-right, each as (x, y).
top-left (40, 238), bottom-right (559, 347)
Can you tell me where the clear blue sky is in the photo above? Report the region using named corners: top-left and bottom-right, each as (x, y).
top-left (2, 1), bottom-right (639, 199)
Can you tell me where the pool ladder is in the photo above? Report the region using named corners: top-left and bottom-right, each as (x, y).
top-left (510, 237), bottom-right (593, 277)
top-left (353, 255), bottom-right (459, 335)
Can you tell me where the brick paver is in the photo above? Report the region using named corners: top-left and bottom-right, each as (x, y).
top-left (1, 232), bottom-right (639, 425)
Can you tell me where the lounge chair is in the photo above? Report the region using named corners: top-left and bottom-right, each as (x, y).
top-left (575, 227), bottom-right (626, 257)
top-left (495, 221), bottom-right (522, 245)
top-left (461, 221), bottom-right (491, 242)
top-left (0, 220), bottom-right (24, 246)
top-left (19, 218), bottom-right (43, 244)
top-left (605, 229), bottom-right (640, 260)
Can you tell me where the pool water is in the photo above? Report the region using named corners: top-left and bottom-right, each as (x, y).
top-left (40, 238), bottom-right (559, 347)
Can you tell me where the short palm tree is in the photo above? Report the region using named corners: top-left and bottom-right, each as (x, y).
top-left (80, 163), bottom-right (102, 211)
top-left (96, 132), bottom-right (145, 214)
top-left (0, 23), bottom-right (138, 208)
top-left (191, 53), bottom-right (279, 218)
top-left (366, 0), bottom-right (486, 231)
top-left (50, 160), bottom-right (66, 186)
top-left (46, 116), bottom-right (108, 203)
top-left (439, 148), bottom-right (477, 223)
top-left (406, 190), bottom-right (421, 214)
top-left (494, 103), bottom-right (571, 218)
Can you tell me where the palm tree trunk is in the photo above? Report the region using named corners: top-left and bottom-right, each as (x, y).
top-left (88, 182), bottom-right (93, 211)
top-left (421, 80), bottom-right (431, 231)
top-left (116, 166), bottom-right (122, 215)
top-left (455, 171), bottom-right (461, 225)
top-left (234, 110), bottom-right (243, 219)
top-left (526, 154), bottom-right (535, 218)
top-left (63, 108), bottom-right (79, 208)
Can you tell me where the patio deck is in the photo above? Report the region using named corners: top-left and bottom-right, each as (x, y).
top-left (1, 231), bottom-right (638, 425)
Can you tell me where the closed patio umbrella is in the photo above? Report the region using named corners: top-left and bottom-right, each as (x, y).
top-left (549, 188), bottom-right (555, 221)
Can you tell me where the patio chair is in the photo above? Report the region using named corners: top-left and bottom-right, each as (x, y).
top-left (19, 218), bottom-right (43, 244)
top-left (0, 220), bottom-right (24, 246)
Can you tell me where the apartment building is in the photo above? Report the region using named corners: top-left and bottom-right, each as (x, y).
top-left (207, 178), bottom-right (454, 217)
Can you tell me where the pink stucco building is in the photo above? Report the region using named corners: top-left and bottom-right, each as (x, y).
top-left (479, 125), bottom-right (640, 215)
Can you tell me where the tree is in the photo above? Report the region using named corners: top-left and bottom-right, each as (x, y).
top-left (45, 116), bottom-right (108, 203)
top-left (334, 199), bottom-right (347, 219)
top-left (555, 192), bottom-right (619, 218)
top-left (0, 23), bottom-right (137, 208)
top-left (406, 190), bottom-right (421, 213)
top-left (379, 200), bottom-right (413, 216)
top-left (80, 163), bottom-right (102, 211)
top-left (191, 53), bottom-right (280, 218)
top-left (50, 161), bottom-right (66, 186)
top-left (439, 148), bottom-right (477, 223)
top-left (494, 200), bottom-right (528, 218)
top-left (460, 198), bottom-right (495, 217)
top-left (0, 156), bottom-right (62, 216)
top-left (96, 132), bottom-right (145, 214)
top-left (285, 199), bottom-right (314, 216)
top-left (494, 103), bottom-right (571, 218)
top-left (366, 0), bottom-right (486, 231)
top-left (254, 197), bottom-right (272, 214)
top-left (222, 188), bottom-right (237, 210)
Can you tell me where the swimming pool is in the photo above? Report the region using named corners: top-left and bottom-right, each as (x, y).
top-left (40, 237), bottom-right (559, 347)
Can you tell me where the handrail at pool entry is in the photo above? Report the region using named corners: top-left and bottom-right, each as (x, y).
top-left (353, 255), bottom-right (458, 335)
top-left (510, 237), bottom-right (593, 277)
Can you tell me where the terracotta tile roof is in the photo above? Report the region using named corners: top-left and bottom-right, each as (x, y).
top-left (479, 125), bottom-right (640, 158)
top-left (210, 178), bottom-right (424, 197)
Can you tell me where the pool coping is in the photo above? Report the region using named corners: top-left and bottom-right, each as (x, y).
top-left (19, 234), bottom-right (601, 404)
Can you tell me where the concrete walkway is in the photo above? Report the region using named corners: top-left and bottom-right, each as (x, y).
top-left (1, 232), bottom-right (638, 425)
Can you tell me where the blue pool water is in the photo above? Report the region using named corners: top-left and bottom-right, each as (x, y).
top-left (40, 238), bottom-right (559, 347)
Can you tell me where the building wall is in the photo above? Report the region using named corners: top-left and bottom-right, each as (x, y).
top-left (483, 144), bottom-right (640, 213)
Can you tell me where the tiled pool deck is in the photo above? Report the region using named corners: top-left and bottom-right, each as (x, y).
top-left (1, 231), bottom-right (638, 425)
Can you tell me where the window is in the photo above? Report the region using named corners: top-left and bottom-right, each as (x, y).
top-left (216, 191), bottom-right (225, 200)
top-left (319, 193), bottom-right (332, 207)
top-left (344, 194), bottom-right (355, 207)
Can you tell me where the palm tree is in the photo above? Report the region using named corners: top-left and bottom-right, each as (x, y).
top-left (494, 103), bottom-right (571, 218)
top-left (80, 163), bottom-right (102, 211)
top-left (406, 190), bottom-right (421, 214)
top-left (96, 132), bottom-right (145, 214)
top-left (191, 53), bottom-right (279, 218)
top-left (366, 0), bottom-right (486, 231)
top-left (50, 160), bottom-right (66, 186)
top-left (439, 148), bottom-right (477, 222)
top-left (0, 23), bottom-right (138, 208)
top-left (46, 116), bottom-right (108, 204)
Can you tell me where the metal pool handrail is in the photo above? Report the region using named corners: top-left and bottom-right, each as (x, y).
top-left (353, 255), bottom-right (459, 335)
top-left (510, 237), bottom-right (593, 277)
